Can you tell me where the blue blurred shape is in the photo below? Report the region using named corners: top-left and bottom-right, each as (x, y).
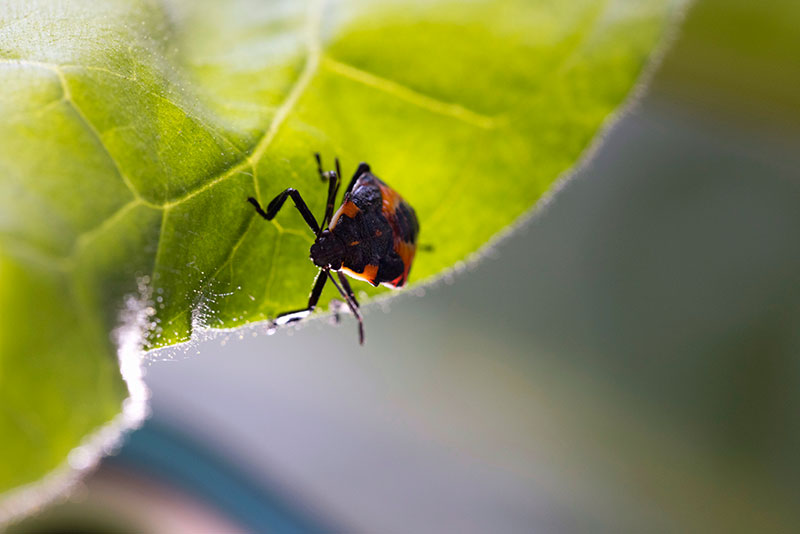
top-left (108, 420), bottom-right (338, 534)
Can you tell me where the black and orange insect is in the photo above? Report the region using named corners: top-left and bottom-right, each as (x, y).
top-left (247, 154), bottom-right (419, 344)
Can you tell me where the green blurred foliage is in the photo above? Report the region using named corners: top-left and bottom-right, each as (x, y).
top-left (654, 0), bottom-right (800, 131)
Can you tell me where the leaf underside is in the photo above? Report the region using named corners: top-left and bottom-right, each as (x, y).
top-left (0, 0), bottom-right (687, 497)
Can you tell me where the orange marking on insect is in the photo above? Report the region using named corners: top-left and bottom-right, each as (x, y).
top-left (374, 230), bottom-right (382, 237)
top-left (341, 264), bottom-right (380, 286)
top-left (391, 240), bottom-right (416, 288)
top-left (349, 240), bottom-right (360, 246)
top-left (329, 200), bottom-right (361, 228)
top-left (377, 182), bottom-right (403, 217)
top-left (342, 202), bottom-right (360, 218)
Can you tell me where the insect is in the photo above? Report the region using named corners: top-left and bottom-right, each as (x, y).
top-left (247, 154), bottom-right (419, 344)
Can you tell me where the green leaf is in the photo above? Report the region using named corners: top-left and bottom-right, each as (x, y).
top-left (0, 0), bottom-right (687, 503)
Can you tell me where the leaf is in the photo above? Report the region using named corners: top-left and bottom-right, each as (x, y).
top-left (0, 0), bottom-right (688, 504)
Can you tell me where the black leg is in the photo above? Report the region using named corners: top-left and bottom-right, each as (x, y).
top-left (337, 271), bottom-right (360, 308)
top-left (329, 271), bottom-right (365, 345)
top-left (248, 189), bottom-right (320, 234)
top-left (343, 162), bottom-right (371, 198)
top-left (319, 158), bottom-right (340, 231)
top-left (314, 153), bottom-right (341, 232)
top-left (273, 270), bottom-right (328, 326)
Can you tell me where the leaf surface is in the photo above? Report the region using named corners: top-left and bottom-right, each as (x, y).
top-left (0, 0), bottom-right (687, 499)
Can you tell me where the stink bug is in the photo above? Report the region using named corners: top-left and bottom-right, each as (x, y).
top-left (247, 154), bottom-right (419, 344)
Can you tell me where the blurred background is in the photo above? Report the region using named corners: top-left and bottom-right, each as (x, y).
top-left (11, 0), bottom-right (800, 532)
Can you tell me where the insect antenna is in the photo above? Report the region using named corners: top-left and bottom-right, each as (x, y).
top-left (314, 152), bottom-right (325, 181)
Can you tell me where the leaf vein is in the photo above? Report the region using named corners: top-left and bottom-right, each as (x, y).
top-left (51, 66), bottom-right (150, 206)
top-left (162, 0), bottom-right (325, 208)
top-left (69, 199), bottom-right (143, 261)
top-left (151, 208), bottom-right (170, 285)
top-left (424, 0), bottom-right (611, 228)
top-left (322, 57), bottom-right (499, 129)
top-left (61, 64), bottom-right (249, 159)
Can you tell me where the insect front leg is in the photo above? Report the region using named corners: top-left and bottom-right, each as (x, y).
top-left (328, 271), bottom-right (365, 345)
top-left (327, 274), bottom-right (360, 325)
top-left (248, 188), bottom-right (320, 234)
top-left (273, 270), bottom-right (328, 326)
